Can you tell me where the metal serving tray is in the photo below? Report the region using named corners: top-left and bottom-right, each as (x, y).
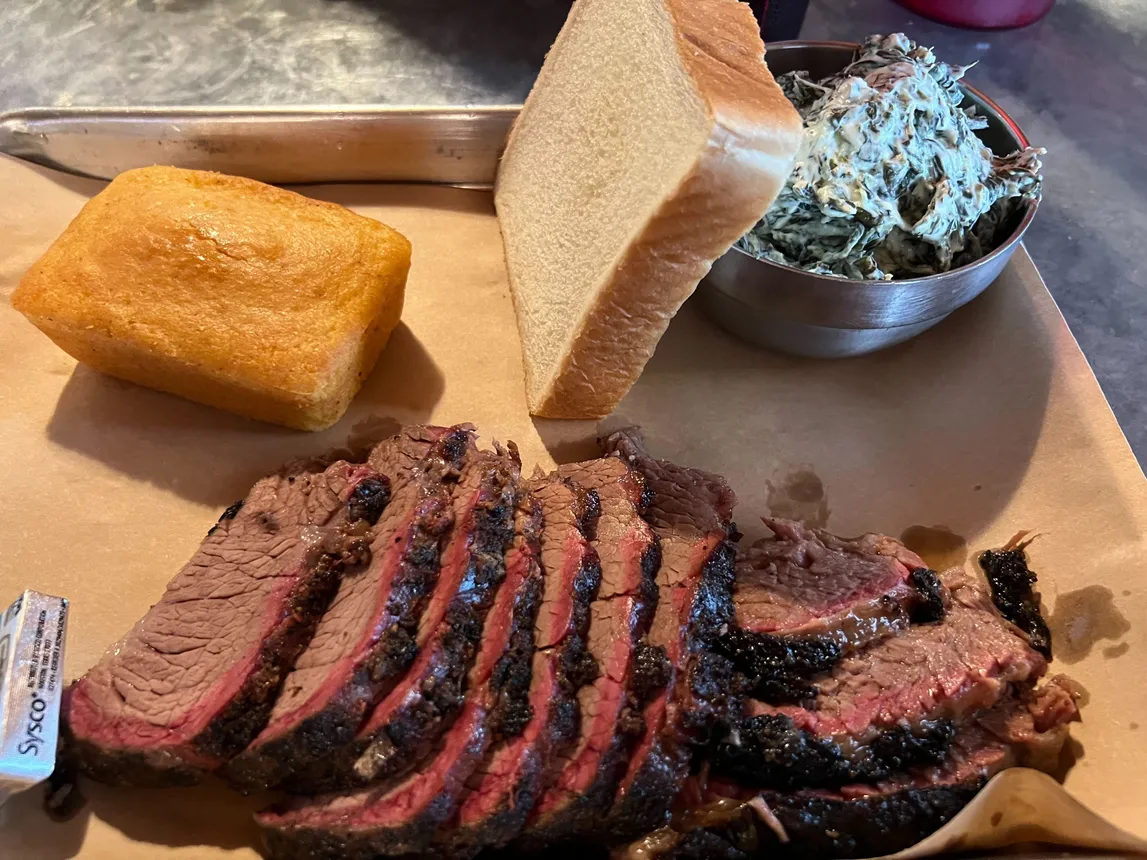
top-left (0, 105), bottom-right (519, 187)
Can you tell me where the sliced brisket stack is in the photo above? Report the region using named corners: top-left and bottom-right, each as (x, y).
top-left (259, 486), bottom-right (543, 859)
top-left (598, 428), bottom-right (739, 840)
top-left (63, 454), bottom-right (385, 786)
top-left (715, 517), bottom-right (945, 706)
top-left (714, 570), bottom-right (1050, 789)
top-left (434, 472), bottom-right (603, 854)
top-left (61, 421), bottom-right (1081, 860)
top-left (226, 425), bottom-right (471, 790)
top-left (625, 525), bottom-right (1079, 860)
top-left (517, 454), bottom-right (661, 846)
top-left (284, 439), bottom-right (521, 792)
top-left (651, 676), bottom-right (1079, 860)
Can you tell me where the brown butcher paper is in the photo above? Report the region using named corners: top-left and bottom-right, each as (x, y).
top-left (0, 154), bottom-right (1144, 859)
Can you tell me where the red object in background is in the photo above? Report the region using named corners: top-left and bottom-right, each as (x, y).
top-left (897, 0), bottom-right (1055, 29)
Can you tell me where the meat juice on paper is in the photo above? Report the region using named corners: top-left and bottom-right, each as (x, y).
top-left (0, 591), bottom-right (68, 802)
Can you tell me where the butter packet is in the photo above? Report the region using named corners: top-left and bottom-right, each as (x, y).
top-left (0, 591), bottom-right (68, 803)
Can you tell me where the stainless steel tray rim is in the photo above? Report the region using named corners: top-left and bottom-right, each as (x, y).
top-left (0, 104), bottom-right (523, 187)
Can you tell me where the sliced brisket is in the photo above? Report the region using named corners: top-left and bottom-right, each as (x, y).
top-left (226, 425), bottom-right (472, 791)
top-left (63, 457), bottom-right (381, 786)
top-left (627, 685), bottom-right (1079, 860)
top-left (519, 456), bottom-right (660, 846)
top-left (435, 473), bottom-right (604, 854)
top-left (258, 488), bottom-right (544, 859)
top-left (716, 518), bottom-right (944, 706)
top-left (740, 689), bottom-right (1077, 860)
top-left (287, 442), bottom-right (520, 793)
top-left (599, 428), bottom-right (739, 841)
top-left (714, 574), bottom-right (1048, 789)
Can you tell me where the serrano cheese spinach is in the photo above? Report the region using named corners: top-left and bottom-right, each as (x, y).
top-left (738, 34), bottom-right (1044, 281)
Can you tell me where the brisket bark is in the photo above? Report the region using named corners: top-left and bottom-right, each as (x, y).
top-left (63, 457), bottom-right (381, 786)
top-left (226, 425), bottom-right (471, 791)
top-left (434, 473), bottom-right (604, 854)
top-left (287, 443), bottom-right (519, 793)
top-left (727, 692), bottom-right (1076, 860)
top-left (718, 518), bottom-right (943, 705)
top-left (714, 574), bottom-right (1048, 789)
top-left (258, 487), bottom-right (544, 859)
top-left (519, 456), bottom-right (660, 847)
top-left (626, 686), bottom-right (1079, 860)
top-left (979, 543), bottom-right (1052, 657)
top-left (599, 428), bottom-right (739, 841)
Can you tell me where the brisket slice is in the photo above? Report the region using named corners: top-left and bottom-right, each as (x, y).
top-left (639, 759), bottom-right (990, 860)
top-left (226, 425), bottom-right (471, 791)
top-left (63, 457), bottom-right (381, 786)
top-left (287, 442), bottom-right (520, 793)
top-left (716, 518), bottom-right (944, 706)
top-left (258, 488), bottom-right (544, 859)
top-left (599, 428), bottom-right (739, 841)
top-left (714, 574), bottom-right (1048, 789)
top-left (519, 456), bottom-right (661, 847)
top-left (434, 473), bottom-right (604, 854)
top-left (626, 686), bottom-right (1079, 860)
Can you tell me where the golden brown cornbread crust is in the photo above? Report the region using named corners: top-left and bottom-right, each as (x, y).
top-left (11, 166), bottom-right (411, 431)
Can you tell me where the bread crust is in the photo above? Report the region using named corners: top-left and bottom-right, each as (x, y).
top-left (499, 0), bottom-right (802, 419)
top-left (12, 166), bottom-right (411, 431)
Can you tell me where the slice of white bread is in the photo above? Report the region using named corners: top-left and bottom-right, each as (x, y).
top-left (496, 0), bottom-right (803, 418)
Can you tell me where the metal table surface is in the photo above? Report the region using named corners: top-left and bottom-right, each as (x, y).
top-left (1, 0), bottom-right (1144, 463)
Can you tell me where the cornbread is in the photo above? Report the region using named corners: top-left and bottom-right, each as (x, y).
top-left (11, 166), bottom-right (411, 431)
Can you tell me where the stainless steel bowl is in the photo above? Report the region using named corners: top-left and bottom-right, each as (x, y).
top-left (696, 41), bottom-right (1039, 358)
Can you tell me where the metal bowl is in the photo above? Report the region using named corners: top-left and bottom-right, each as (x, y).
top-left (696, 41), bottom-right (1039, 358)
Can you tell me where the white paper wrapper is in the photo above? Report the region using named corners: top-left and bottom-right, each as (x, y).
top-left (0, 590), bottom-right (68, 802)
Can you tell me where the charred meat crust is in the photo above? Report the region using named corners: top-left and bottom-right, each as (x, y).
top-left (61, 732), bottom-right (204, 788)
top-left (520, 459), bottom-right (662, 849)
top-left (347, 477), bottom-right (391, 525)
top-left (224, 429), bottom-right (470, 792)
top-left (349, 460), bottom-right (518, 786)
top-left (431, 478), bottom-right (604, 855)
top-left (908, 568), bottom-right (947, 624)
top-left (711, 629), bottom-right (841, 707)
top-left (206, 499), bottom-right (246, 536)
top-left (604, 742), bottom-right (689, 843)
top-left (195, 550), bottom-right (350, 766)
top-left (616, 536), bottom-right (665, 741)
top-left (67, 541), bottom-right (348, 786)
top-left (284, 452), bottom-right (519, 793)
top-left (257, 481), bottom-right (545, 860)
top-left (979, 548), bottom-right (1052, 657)
top-left (523, 540), bottom-right (662, 847)
top-left (647, 780), bottom-right (983, 860)
top-left (679, 539), bottom-right (739, 739)
top-left (65, 461), bottom-right (379, 787)
top-left (711, 714), bottom-right (957, 790)
top-left (632, 643), bottom-right (672, 704)
top-left (760, 780), bottom-right (985, 859)
top-left (596, 428), bottom-right (741, 842)
top-left (488, 495), bottom-right (546, 740)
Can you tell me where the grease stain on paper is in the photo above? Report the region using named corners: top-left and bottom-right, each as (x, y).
top-left (1047, 585), bottom-right (1131, 664)
top-left (766, 467), bottom-right (829, 528)
top-left (900, 525), bottom-right (968, 571)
